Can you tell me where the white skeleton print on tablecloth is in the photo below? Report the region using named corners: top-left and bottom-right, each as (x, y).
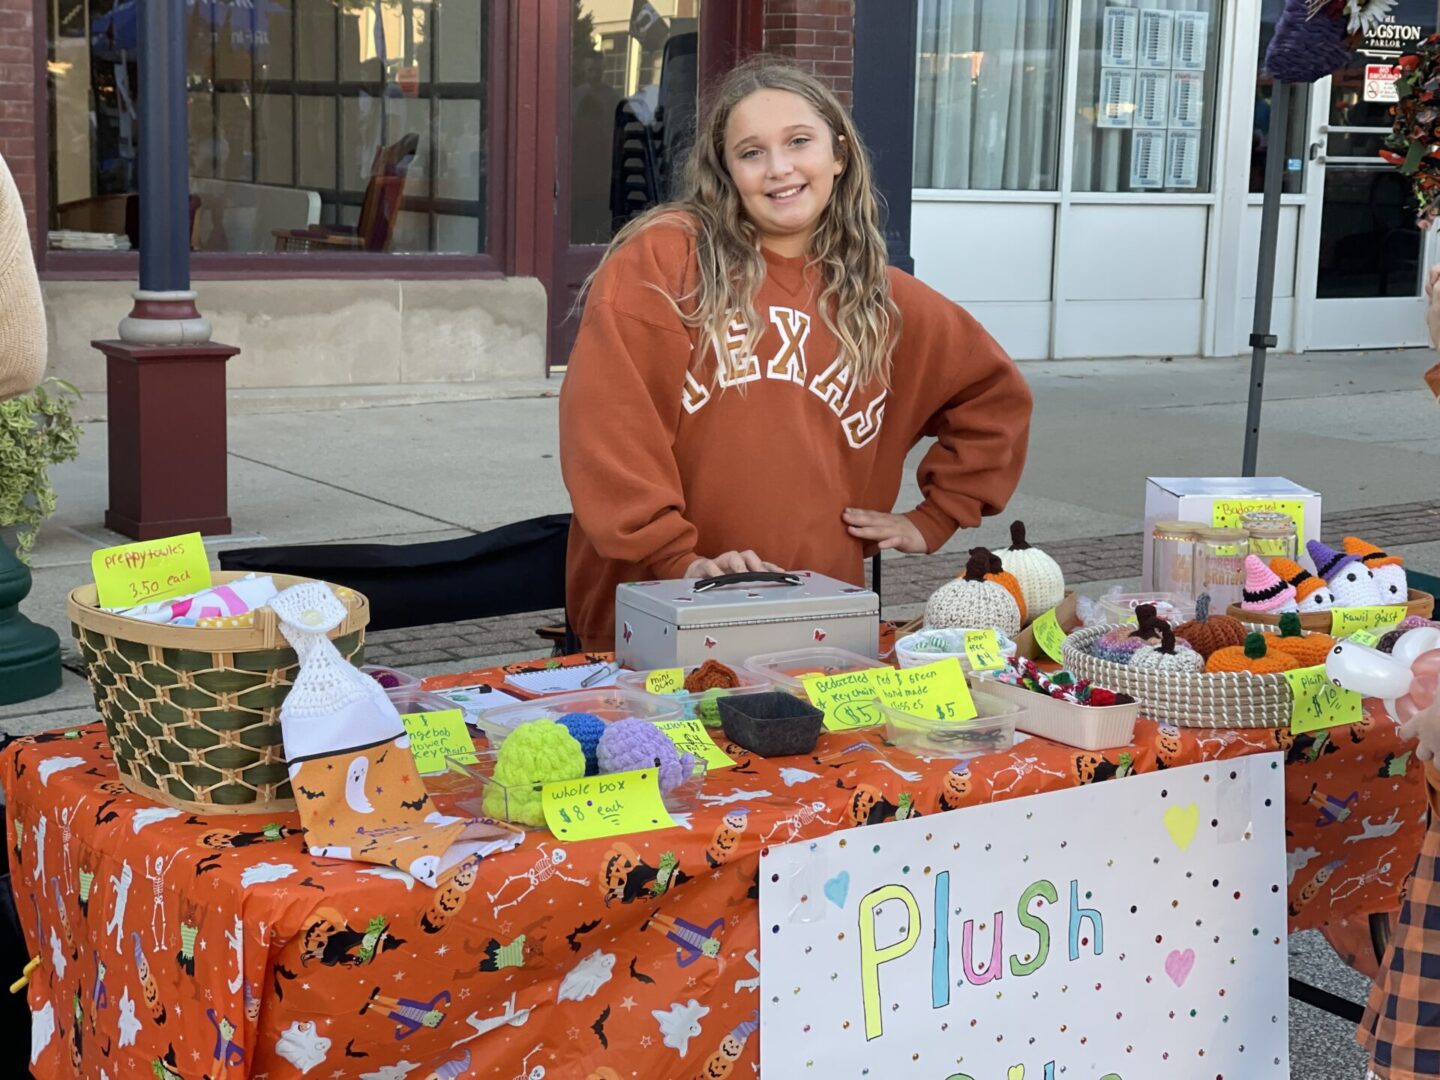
top-left (991, 755), bottom-right (1068, 798)
top-left (57, 807), bottom-right (76, 886)
top-left (31, 814), bottom-right (46, 895)
top-left (732, 949), bottom-right (760, 993)
top-left (452, 993), bottom-right (532, 1047)
top-left (1330, 846), bottom-right (1397, 904)
top-left (144, 852), bottom-right (182, 950)
top-left (511, 1043), bottom-right (546, 1080)
top-left (1345, 808), bottom-right (1404, 844)
top-left (104, 860), bottom-right (132, 951)
top-left (696, 788), bottom-right (773, 808)
top-left (487, 845), bottom-right (588, 917)
top-left (761, 800), bottom-right (844, 844)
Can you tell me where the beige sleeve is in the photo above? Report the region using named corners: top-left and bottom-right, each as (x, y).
top-left (0, 155), bottom-right (46, 402)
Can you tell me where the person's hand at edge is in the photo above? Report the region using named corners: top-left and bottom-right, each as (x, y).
top-left (684, 551), bottom-right (784, 578)
top-left (842, 508), bottom-right (928, 554)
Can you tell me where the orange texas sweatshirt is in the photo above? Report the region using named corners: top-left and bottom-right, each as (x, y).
top-left (559, 220), bottom-right (1033, 651)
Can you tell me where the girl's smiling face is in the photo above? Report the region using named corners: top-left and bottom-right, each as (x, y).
top-left (723, 88), bottom-right (844, 258)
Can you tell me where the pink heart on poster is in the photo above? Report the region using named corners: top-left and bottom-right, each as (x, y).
top-left (814, 629), bottom-right (828, 642)
top-left (1164, 948), bottom-right (1196, 987)
top-left (704, 636), bottom-right (718, 649)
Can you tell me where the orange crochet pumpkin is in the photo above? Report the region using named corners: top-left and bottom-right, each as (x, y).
top-left (1204, 631), bottom-right (1302, 675)
top-left (1262, 613), bottom-right (1335, 669)
top-left (982, 550), bottom-right (1028, 625)
top-left (1174, 593), bottom-right (1248, 659)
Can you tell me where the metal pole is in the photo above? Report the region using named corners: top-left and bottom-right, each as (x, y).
top-left (850, 0), bottom-right (919, 273)
top-left (1242, 79), bottom-right (1291, 477)
top-left (137, 0), bottom-right (191, 291)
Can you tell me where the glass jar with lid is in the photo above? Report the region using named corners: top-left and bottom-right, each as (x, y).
top-left (1241, 511), bottom-right (1299, 564)
top-left (1149, 520), bottom-right (1205, 597)
top-left (1192, 527), bottom-right (1249, 611)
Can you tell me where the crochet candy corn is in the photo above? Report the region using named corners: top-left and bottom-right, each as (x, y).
top-left (1240, 555), bottom-right (1297, 614)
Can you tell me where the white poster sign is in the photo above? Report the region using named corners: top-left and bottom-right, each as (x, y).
top-left (1130, 130), bottom-right (1166, 189)
top-left (1138, 9), bottom-right (1173, 68)
top-left (1098, 68), bottom-right (1136, 129)
top-left (1172, 11), bottom-right (1209, 69)
top-left (1135, 70), bottom-right (1169, 129)
top-left (1102, 6), bottom-right (1138, 67)
top-left (1169, 70), bottom-right (1204, 129)
top-left (759, 757), bottom-right (1290, 1079)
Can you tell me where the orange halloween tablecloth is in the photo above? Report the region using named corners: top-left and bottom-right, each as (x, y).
top-left (4, 661), bottom-right (1425, 1080)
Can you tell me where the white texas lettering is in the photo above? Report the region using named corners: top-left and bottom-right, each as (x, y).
top-left (681, 369), bottom-right (712, 414)
top-left (808, 355), bottom-right (856, 416)
top-left (841, 390), bottom-right (887, 449)
top-left (766, 306), bottom-right (811, 385)
top-left (717, 314), bottom-right (761, 387)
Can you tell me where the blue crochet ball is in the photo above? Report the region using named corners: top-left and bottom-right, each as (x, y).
top-left (558, 711), bottom-right (606, 776)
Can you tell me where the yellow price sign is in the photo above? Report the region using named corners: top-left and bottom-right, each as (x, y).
top-left (541, 769), bottom-right (675, 841)
top-left (1283, 665), bottom-right (1364, 735)
top-left (645, 668), bottom-right (685, 695)
top-left (1348, 629), bottom-right (1381, 648)
top-left (91, 531), bottom-right (213, 609)
top-left (399, 709), bottom-right (477, 775)
top-left (1329, 605), bottom-right (1408, 638)
top-left (1032, 607), bottom-right (1067, 663)
top-left (963, 630), bottom-right (1005, 672)
top-left (872, 658), bottom-right (978, 724)
top-left (655, 719), bottom-right (735, 771)
top-left (804, 669), bottom-right (887, 732)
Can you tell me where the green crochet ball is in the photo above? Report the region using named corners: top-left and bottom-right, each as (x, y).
top-left (483, 718), bottom-right (586, 826)
top-left (695, 689), bottom-right (725, 729)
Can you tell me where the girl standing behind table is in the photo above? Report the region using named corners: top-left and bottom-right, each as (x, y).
top-left (559, 59), bottom-right (1032, 651)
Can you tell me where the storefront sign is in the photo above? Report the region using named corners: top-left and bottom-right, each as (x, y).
top-left (759, 757), bottom-right (1289, 1078)
top-left (1361, 15), bottom-right (1426, 60)
top-left (1365, 63), bottom-right (1403, 102)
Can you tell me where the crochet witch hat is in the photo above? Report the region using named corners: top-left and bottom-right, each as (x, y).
top-left (1307, 539), bottom-right (1383, 607)
top-left (1344, 537), bottom-right (1409, 603)
top-left (1269, 556), bottom-right (1332, 611)
top-left (1240, 555), bottom-right (1297, 613)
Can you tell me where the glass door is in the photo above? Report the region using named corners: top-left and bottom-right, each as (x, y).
top-left (1302, 0), bottom-right (1438, 349)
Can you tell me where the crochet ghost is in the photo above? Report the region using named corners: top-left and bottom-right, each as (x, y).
top-left (1268, 557), bottom-right (1333, 612)
top-left (1240, 555), bottom-right (1297, 614)
top-left (1308, 540), bottom-right (1384, 608)
top-left (1344, 537), bottom-right (1408, 606)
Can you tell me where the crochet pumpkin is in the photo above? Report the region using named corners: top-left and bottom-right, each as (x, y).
top-left (925, 550), bottom-right (1022, 636)
top-left (1172, 593), bottom-right (1247, 659)
top-left (1129, 623), bottom-right (1204, 673)
top-left (982, 550), bottom-right (1028, 625)
top-left (1204, 632), bottom-right (1301, 675)
top-left (1262, 613), bottom-right (1335, 668)
top-left (1088, 604), bottom-right (1163, 663)
top-left (993, 520), bottom-right (1065, 616)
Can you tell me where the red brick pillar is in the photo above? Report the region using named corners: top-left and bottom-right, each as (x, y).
top-left (0, 0), bottom-right (38, 248)
top-left (763, 0), bottom-right (854, 107)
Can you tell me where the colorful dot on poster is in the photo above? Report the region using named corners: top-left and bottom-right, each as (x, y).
top-left (902, 865), bottom-right (911, 874)
top-left (1190, 1009), bottom-right (1198, 1017)
top-left (872, 845), bottom-right (880, 854)
top-left (772, 925), bottom-right (780, 934)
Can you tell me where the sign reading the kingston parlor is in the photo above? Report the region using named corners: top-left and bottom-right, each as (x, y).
top-left (91, 531), bottom-right (212, 609)
top-left (759, 757), bottom-right (1290, 1078)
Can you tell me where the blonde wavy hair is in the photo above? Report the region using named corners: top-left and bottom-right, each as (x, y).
top-left (584, 57), bottom-right (899, 389)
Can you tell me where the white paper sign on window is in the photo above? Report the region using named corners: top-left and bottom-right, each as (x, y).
top-left (1098, 68), bottom-right (1137, 129)
top-left (758, 757), bottom-right (1290, 1079)
top-left (1166, 130), bottom-right (1200, 188)
top-left (1135, 71), bottom-right (1169, 129)
top-left (1170, 70), bottom-right (1204, 129)
top-left (1103, 6), bottom-right (1139, 67)
top-left (1173, 11), bottom-right (1209, 69)
top-left (1138, 9), bottom-right (1174, 68)
top-left (1130, 130), bottom-right (1166, 189)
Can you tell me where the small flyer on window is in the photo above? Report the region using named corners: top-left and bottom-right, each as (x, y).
top-left (1135, 70), bottom-right (1169, 129)
top-left (1098, 67), bottom-right (1137, 129)
top-left (1170, 70), bottom-right (1204, 129)
top-left (1173, 11), bottom-right (1209, 69)
top-left (1102, 6), bottom-right (1138, 67)
top-left (1138, 8), bottom-right (1174, 68)
top-left (1166, 131), bottom-right (1200, 188)
top-left (1130, 130), bottom-right (1167, 189)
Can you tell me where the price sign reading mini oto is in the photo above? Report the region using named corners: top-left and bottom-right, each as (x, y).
top-left (655, 718), bottom-right (735, 771)
top-left (399, 709), bottom-right (477, 774)
top-left (1032, 607), bottom-right (1068, 663)
top-left (541, 769), bottom-right (675, 841)
top-left (645, 668), bottom-right (685, 694)
top-left (91, 531), bottom-right (212, 609)
top-left (1330, 605), bottom-right (1408, 638)
top-left (963, 630), bottom-right (1005, 672)
top-left (1284, 666), bottom-right (1363, 735)
top-left (805, 670), bottom-right (887, 732)
top-left (871, 658), bottom-right (977, 724)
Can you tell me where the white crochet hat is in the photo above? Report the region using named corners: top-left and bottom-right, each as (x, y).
top-left (994, 520), bottom-right (1066, 616)
top-left (924, 551), bottom-right (1022, 636)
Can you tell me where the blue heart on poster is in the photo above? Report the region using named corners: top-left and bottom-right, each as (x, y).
top-left (824, 870), bottom-right (850, 908)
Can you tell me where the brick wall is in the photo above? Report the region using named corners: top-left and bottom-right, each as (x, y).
top-left (0, 0), bottom-right (37, 249)
top-left (763, 0), bottom-right (854, 107)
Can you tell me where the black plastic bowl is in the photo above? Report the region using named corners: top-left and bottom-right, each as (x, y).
top-left (718, 691), bottom-right (825, 758)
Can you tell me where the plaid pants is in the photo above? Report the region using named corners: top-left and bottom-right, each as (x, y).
top-left (1359, 811), bottom-right (1440, 1079)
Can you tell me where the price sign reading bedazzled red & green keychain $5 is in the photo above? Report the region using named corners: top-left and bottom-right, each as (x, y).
top-left (804, 658), bottom-right (977, 731)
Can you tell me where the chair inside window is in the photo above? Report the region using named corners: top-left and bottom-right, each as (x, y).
top-left (273, 133), bottom-right (420, 253)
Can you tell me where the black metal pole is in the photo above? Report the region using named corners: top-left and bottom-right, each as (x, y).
top-left (138, 0), bottom-right (191, 291)
top-left (1242, 79), bottom-right (1291, 476)
top-left (850, 0), bottom-right (918, 273)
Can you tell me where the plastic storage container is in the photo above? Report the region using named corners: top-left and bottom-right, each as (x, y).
top-left (383, 686), bottom-right (468, 717)
top-left (743, 646), bottom-right (880, 697)
top-left (971, 675), bottom-right (1140, 752)
top-left (893, 628), bottom-right (1018, 673)
top-left (1096, 591), bottom-right (1195, 627)
top-left (877, 686), bottom-right (1023, 760)
top-left (362, 664), bottom-right (421, 691)
top-left (717, 691), bottom-right (825, 757)
top-left (616, 664), bottom-right (772, 724)
top-left (472, 688), bottom-right (685, 746)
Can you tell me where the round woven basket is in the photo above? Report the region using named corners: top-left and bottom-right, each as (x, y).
top-left (67, 572), bottom-right (369, 814)
top-left (1061, 623), bottom-right (1295, 729)
top-left (1225, 588), bottom-right (1434, 631)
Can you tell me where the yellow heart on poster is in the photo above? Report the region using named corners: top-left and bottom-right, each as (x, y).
top-left (1164, 803), bottom-right (1200, 851)
top-left (1008, 1067), bottom-right (1026, 1080)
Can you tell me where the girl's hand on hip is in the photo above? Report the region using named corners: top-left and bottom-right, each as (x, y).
top-left (842, 508), bottom-right (928, 554)
top-left (684, 551), bottom-right (784, 578)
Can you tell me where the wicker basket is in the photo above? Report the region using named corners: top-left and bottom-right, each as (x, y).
top-left (1225, 588), bottom-right (1434, 631)
top-left (67, 572), bottom-right (369, 814)
top-left (1061, 623), bottom-right (1296, 729)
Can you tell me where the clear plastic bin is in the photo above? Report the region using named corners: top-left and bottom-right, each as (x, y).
top-left (384, 686), bottom-right (468, 717)
top-left (742, 646), bottom-right (880, 697)
top-left (616, 664), bottom-right (772, 725)
top-left (431, 749), bottom-right (708, 830)
top-left (473, 688), bottom-right (685, 746)
top-left (1096, 591), bottom-right (1195, 627)
top-left (893, 628), bottom-right (1018, 674)
top-left (877, 686), bottom-right (1024, 760)
top-left (363, 664), bottom-right (421, 691)
top-left (971, 674), bottom-right (1140, 752)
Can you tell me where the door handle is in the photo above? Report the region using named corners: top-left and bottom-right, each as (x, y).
top-left (1309, 141), bottom-right (1324, 164)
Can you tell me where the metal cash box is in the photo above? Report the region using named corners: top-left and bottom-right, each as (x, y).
top-left (614, 571), bottom-right (879, 670)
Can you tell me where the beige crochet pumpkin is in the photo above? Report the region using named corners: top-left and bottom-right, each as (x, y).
top-left (925, 550), bottom-right (1022, 636)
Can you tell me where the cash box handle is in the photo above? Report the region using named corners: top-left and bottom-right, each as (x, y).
top-left (692, 571), bottom-right (804, 592)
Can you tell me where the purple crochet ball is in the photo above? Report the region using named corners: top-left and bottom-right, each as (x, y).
top-left (1265, 0), bottom-right (1353, 84)
top-left (558, 711), bottom-right (606, 776)
top-left (595, 718), bottom-right (695, 794)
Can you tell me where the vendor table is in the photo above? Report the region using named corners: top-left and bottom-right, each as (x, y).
top-left (5, 655), bottom-right (1425, 1080)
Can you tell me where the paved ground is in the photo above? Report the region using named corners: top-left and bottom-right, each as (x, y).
top-left (6, 348), bottom-right (1440, 1077)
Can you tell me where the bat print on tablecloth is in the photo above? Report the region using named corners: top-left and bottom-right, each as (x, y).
top-left (566, 918), bottom-right (602, 952)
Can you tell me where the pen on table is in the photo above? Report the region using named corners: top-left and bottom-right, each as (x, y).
top-left (580, 663), bottom-right (616, 688)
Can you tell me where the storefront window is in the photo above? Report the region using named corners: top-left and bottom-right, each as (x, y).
top-left (1071, 0), bottom-right (1223, 193)
top-left (47, 0), bottom-right (491, 254)
top-left (1250, 0), bottom-right (1309, 195)
top-left (912, 0), bottom-right (1066, 191)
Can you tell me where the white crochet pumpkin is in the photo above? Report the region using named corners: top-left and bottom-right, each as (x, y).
top-left (994, 520), bottom-right (1066, 618)
top-left (924, 550), bottom-right (1023, 637)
